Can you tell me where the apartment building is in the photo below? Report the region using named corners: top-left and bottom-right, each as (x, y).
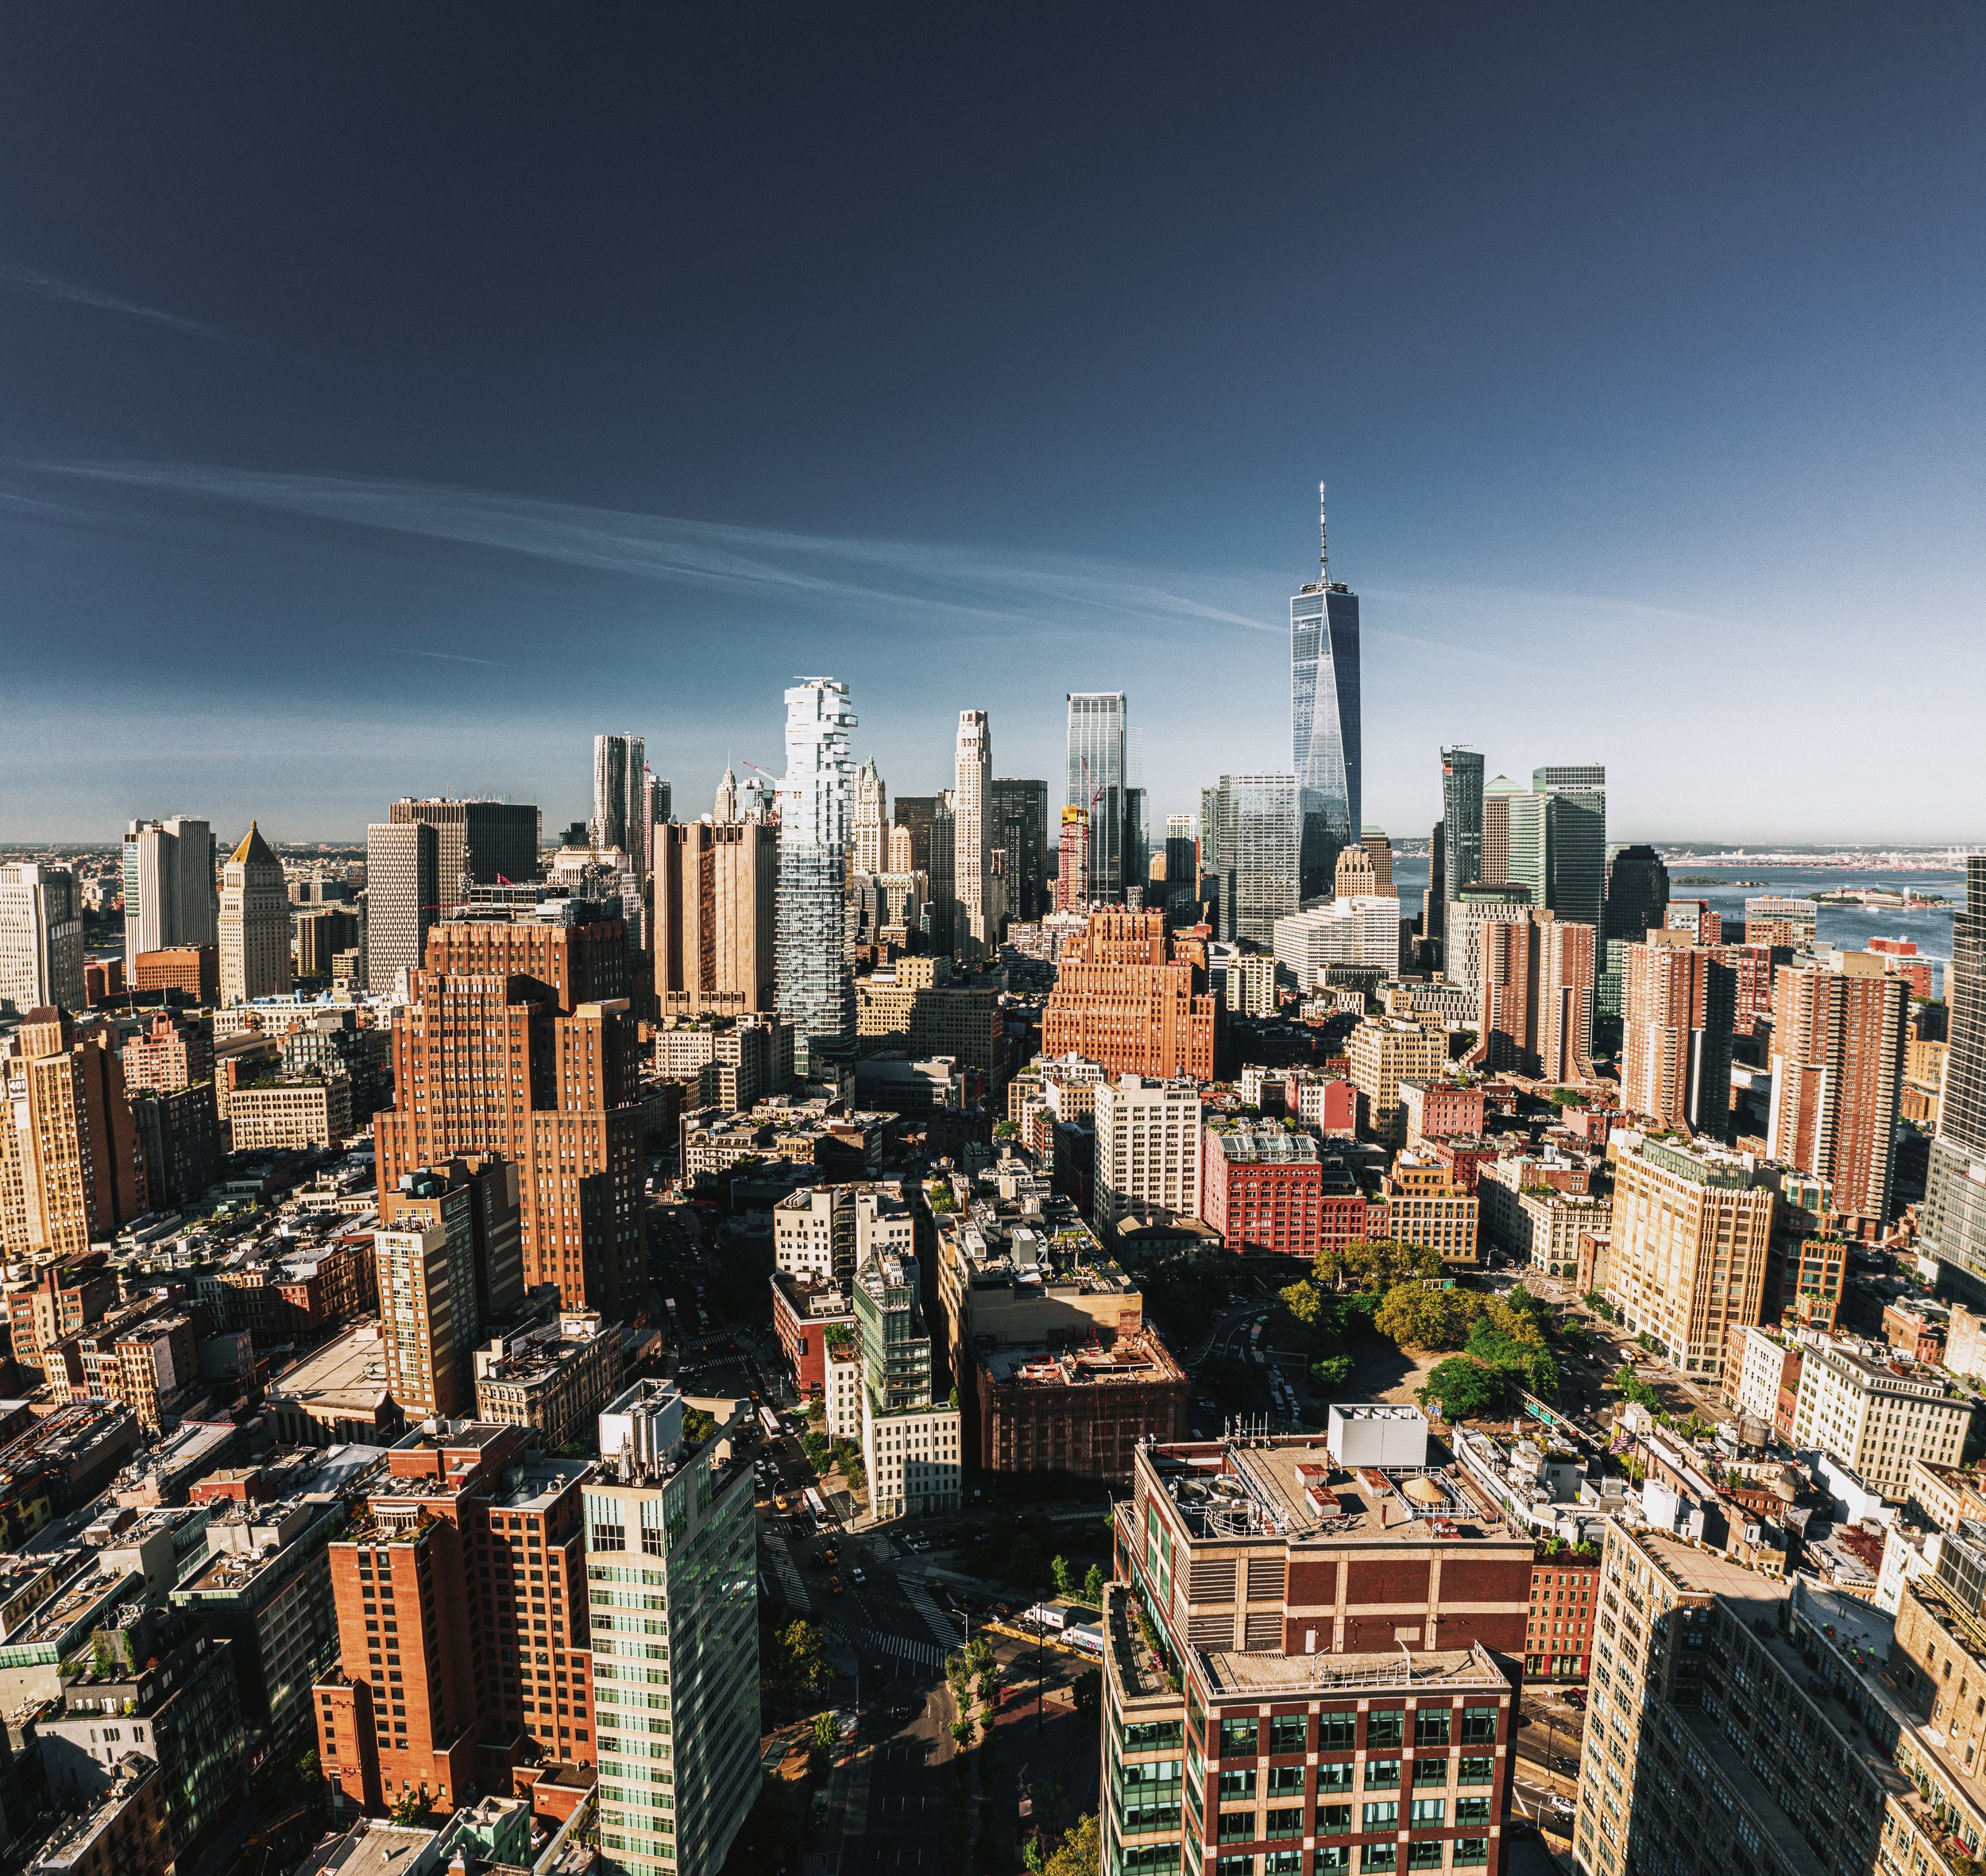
top-left (472, 1310), bottom-right (624, 1452)
top-left (1788, 1340), bottom-right (1972, 1499)
top-left (1604, 1135), bottom-right (1777, 1383)
top-left (1375, 1157), bottom-right (1481, 1267)
top-left (771, 1180), bottom-right (911, 1286)
top-left (1042, 911), bottom-right (1219, 1082)
top-left (1347, 1018), bottom-right (1450, 1147)
top-left (1093, 1075), bottom-right (1204, 1236)
top-left (1200, 1124), bottom-right (1325, 1255)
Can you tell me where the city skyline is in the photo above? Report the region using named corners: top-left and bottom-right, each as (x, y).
top-left (5, 8), bottom-right (1986, 844)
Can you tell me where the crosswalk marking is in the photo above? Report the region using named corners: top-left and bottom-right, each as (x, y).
top-left (826, 1621), bottom-right (948, 1669)
top-left (761, 1530), bottom-right (813, 1611)
top-left (900, 1578), bottom-right (962, 1650)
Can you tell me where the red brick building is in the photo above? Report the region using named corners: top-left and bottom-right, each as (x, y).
top-left (1041, 911), bottom-right (1219, 1081)
top-left (770, 1267), bottom-right (856, 1398)
top-left (1200, 1124), bottom-right (1324, 1255)
top-left (1412, 1080), bottom-right (1486, 1141)
top-left (1424, 1134), bottom-right (1501, 1196)
top-left (129, 946), bottom-right (218, 1004)
top-left (120, 1011), bottom-right (214, 1093)
top-left (975, 1329), bottom-right (1187, 1480)
top-left (1526, 1547), bottom-right (1601, 1680)
top-left (314, 1421), bottom-right (595, 1814)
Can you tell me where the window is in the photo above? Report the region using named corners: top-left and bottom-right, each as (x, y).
top-left (1265, 1856), bottom-right (1303, 1876)
top-left (1316, 1853), bottom-right (1350, 1875)
top-left (1453, 1843), bottom-right (1489, 1869)
top-left (1319, 1713), bottom-right (1357, 1750)
top-left (1457, 1758), bottom-right (1493, 1786)
top-left (1413, 1710), bottom-right (1451, 1748)
top-left (1318, 1762), bottom-right (1354, 1793)
top-left (1367, 1709), bottom-right (1405, 1750)
top-left (1215, 1856), bottom-right (1256, 1876)
top-left (1459, 1706), bottom-right (1498, 1745)
top-left (1408, 1798), bottom-right (1444, 1826)
top-left (1219, 1768), bottom-right (1258, 1801)
top-left (1364, 1761), bottom-right (1401, 1791)
top-left (1316, 1805), bottom-right (1351, 1835)
top-left (1412, 1758), bottom-right (1450, 1788)
top-left (1269, 1716), bottom-right (1308, 1755)
top-left (1222, 1719), bottom-right (1261, 1757)
top-left (1265, 1809), bottom-right (1303, 1839)
top-left (1267, 1766), bottom-right (1305, 1797)
top-left (1456, 1797), bottom-right (1491, 1824)
top-left (1362, 1801), bottom-right (1399, 1830)
top-left (1360, 1849), bottom-right (1396, 1874)
top-left (1127, 1720), bottom-right (1186, 1752)
top-left (1405, 1848), bottom-right (1444, 1872)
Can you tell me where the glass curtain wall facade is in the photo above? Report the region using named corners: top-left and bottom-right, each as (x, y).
top-left (585, 1387), bottom-right (759, 1876)
top-left (775, 679), bottom-right (857, 1071)
top-left (1217, 773), bottom-right (1300, 949)
top-left (990, 779), bottom-right (1049, 924)
top-left (1440, 748), bottom-right (1485, 892)
top-left (1927, 856), bottom-right (1986, 1303)
top-left (1292, 575), bottom-right (1361, 902)
top-left (593, 734), bottom-right (646, 855)
top-left (1066, 693), bottom-right (1128, 903)
top-left (1509, 768), bottom-right (1606, 932)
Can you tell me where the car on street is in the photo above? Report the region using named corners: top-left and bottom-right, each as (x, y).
top-left (849, 1565), bottom-right (866, 1584)
top-left (828, 1575), bottom-right (844, 1595)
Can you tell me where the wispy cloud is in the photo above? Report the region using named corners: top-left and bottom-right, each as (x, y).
top-left (405, 648), bottom-right (504, 667)
top-left (0, 266), bottom-right (236, 344)
top-left (42, 460), bottom-right (1282, 640)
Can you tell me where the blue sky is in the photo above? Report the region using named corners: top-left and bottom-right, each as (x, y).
top-left (1, 4), bottom-right (1982, 845)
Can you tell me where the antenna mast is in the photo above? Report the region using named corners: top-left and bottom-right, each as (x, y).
top-left (1318, 481), bottom-right (1328, 583)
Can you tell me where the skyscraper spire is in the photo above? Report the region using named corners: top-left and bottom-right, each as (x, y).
top-left (1318, 480), bottom-right (1328, 582)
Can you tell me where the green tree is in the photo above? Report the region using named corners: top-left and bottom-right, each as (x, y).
top-left (1308, 1352), bottom-right (1354, 1391)
top-left (1374, 1280), bottom-right (1482, 1351)
top-left (1050, 1554), bottom-right (1075, 1599)
top-left (391, 1786), bottom-right (431, 1825)
top-left (1417, 1356), bottom-right (1510, 1422)
top-left (1082, 1563), bottom-right (1107, 1607)
top-left (1044, 1814), bottom-right (1102, 1876)
top-left (813, 1710), bottom-right (843, 1754)
top-left (1072, 1668), bottom-right (1102, 1715)
top-left (767, 1619), bottom-right (831, 1712)
top-left (682, 1405), bottom-right (717, 1444)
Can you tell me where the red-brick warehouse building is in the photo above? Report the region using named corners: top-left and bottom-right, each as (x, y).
top-left (1200, 1123), bottom-right (1325, 1254)
top-left (976, 1331), bottom-right (1188, 1480)
top-left (1527, 1546), bottom-right (1601, 1680)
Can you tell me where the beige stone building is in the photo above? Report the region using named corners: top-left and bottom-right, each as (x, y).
top-left (1347, 1015), bottom-right (1448, 1145)
top-left (218, 822), bottom-right (292, 1007)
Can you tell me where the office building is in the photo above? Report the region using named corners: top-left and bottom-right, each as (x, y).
top-left (952, 709), bottom-right (995, 958)
top-left (1439, 746), bottom-right (1485, 899)
top-left (1443, 884), bottom-right (1531, 1001)
top-left (1507, 766), bottom-right (1606, 931)
top-left (365, 819), bottom-right (439, 997)
top-left (1787, 1340), bottom-right (1971, 1499)
top-left (388, 797), bottom-right (541, 905)
top-left (295, 905), bottom-right (361, 979)
top-left (1768, 954), bottom-right (1909, 1222)
top-left (1212, 772), bottom-right (1300, 946)
top-left (128, 944), bottom-right (218, 1002)
top-left (1292, 487), bottom-right (1362, 898)
top-left (123, 817), bottom-right (216, 962)
top-left (1273, 896), bottom-right (1401, 989)
top-left (1602, 843), bottom-right (1670, 942)
top-left (1462, 911), bottom-right (1597, 1084)
top-left (473, 1309), bottom-right (624, 1451)
top-left (315, 1422), bottom-right (594, 1816)
top-left (1664, 899), bottom-right (1720, 946)
top-left (894, 791), bottom-right (955, 947)
top-left (1621, 942), bottom-right (1735, 1135)
top-left (0, 862), bottom-right (84, 1019)
top-left (1200, 1122), bottom-right (1325, 1253)
top-left (1924, 857), bottom-right (1986, 1305)
top-left (373, 912), bottom-right (643, 1315)
top-left (1745, 895), bottom-right (1818, 950)
top-left (1093, 1075), bottom-right (1203, 1235)
top-left (129, 1083), bottom-right (220, 1209)
top-left (652, 818), bottom-right (777, 1018)
top-left (585, 1383), bottom-right (759, 1876)
top-left (1064, 691), bottom-right (1128, 903)
top-left (1478, 775), bottom-right (1517, 886)
top-left (851, 756), bottom-right (888, 876)
top-left (1101, 1428), bottom-right (1523, 1876)
top-left (593, 733), bottom-right (646, 855)
top-left (641, 771), bottom-right (671, 881)
top-left (222, 1071), bottom-right (354, 1153)
top-left (991, 777), bottom-right (1051, 924)
top-left (1160, 814), bottom-right (1198, 925)
top-left (1042, 911), bottom-right (1219, 1081)
top-left (1347, 1017), bottom-right (1450, 1146)
top-left (0, 1010), bottom-right (146, 1259)
top-left (217, 822), bottom-right (292, 1007)
top-left (775, 679), bottom-right (856, 1070)
top-left (1604, 1135), bottom-right (1776, 1381)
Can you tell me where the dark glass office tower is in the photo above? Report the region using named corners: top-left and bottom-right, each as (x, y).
top-left (1926, 856), bottom-right (1986, 1304)
top-left (1292, 488), bottom-right (1361, 901)
top-left (989, 778), bottom-right (1050, 923)
top-left (1605, 843), bottom-right (1671, 942)
top-left (1440, 747), bottom-right (1485, 891)
top-left (1064, 692), bottom-right (1127, 901)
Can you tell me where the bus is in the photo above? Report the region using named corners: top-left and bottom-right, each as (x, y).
top-left (759, 1405), bottom-right (782, 1441)
top-left (804, 1485), bottom-right (830, 1524)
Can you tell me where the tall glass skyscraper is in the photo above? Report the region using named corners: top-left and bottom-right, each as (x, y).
top-left (1215, 772), bottom-right (1300, 948)
top-left (1440, 747), bottom-right (1485, 891)
top-left (1926, 856), bottom-right (1986, 1305)
top-left (1064, 692), bottom-right (1127, 901)
top-left (1292, 487), bottom-right (1361, 902)
top-left (1509, 765), bottom-right (1607, 930)
top-left (775, 678), bottom-right (857, 1072)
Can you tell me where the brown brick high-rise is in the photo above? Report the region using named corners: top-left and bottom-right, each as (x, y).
top-left (1042, 911), bottom-right (1219, 1080)
top-left (373, 918), bottom-right (643, 1315)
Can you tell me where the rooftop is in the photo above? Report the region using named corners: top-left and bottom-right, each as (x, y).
top-left (266, 1321), bottom-right (391, 1412)
top-left (1202, 1638), bottom-right (1509, 1698)
top-left (980, 1331), bottom-right (1184, 1389)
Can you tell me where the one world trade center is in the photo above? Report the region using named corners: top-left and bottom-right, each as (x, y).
top-left (1291, 484), bottom-right (1361, 901)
